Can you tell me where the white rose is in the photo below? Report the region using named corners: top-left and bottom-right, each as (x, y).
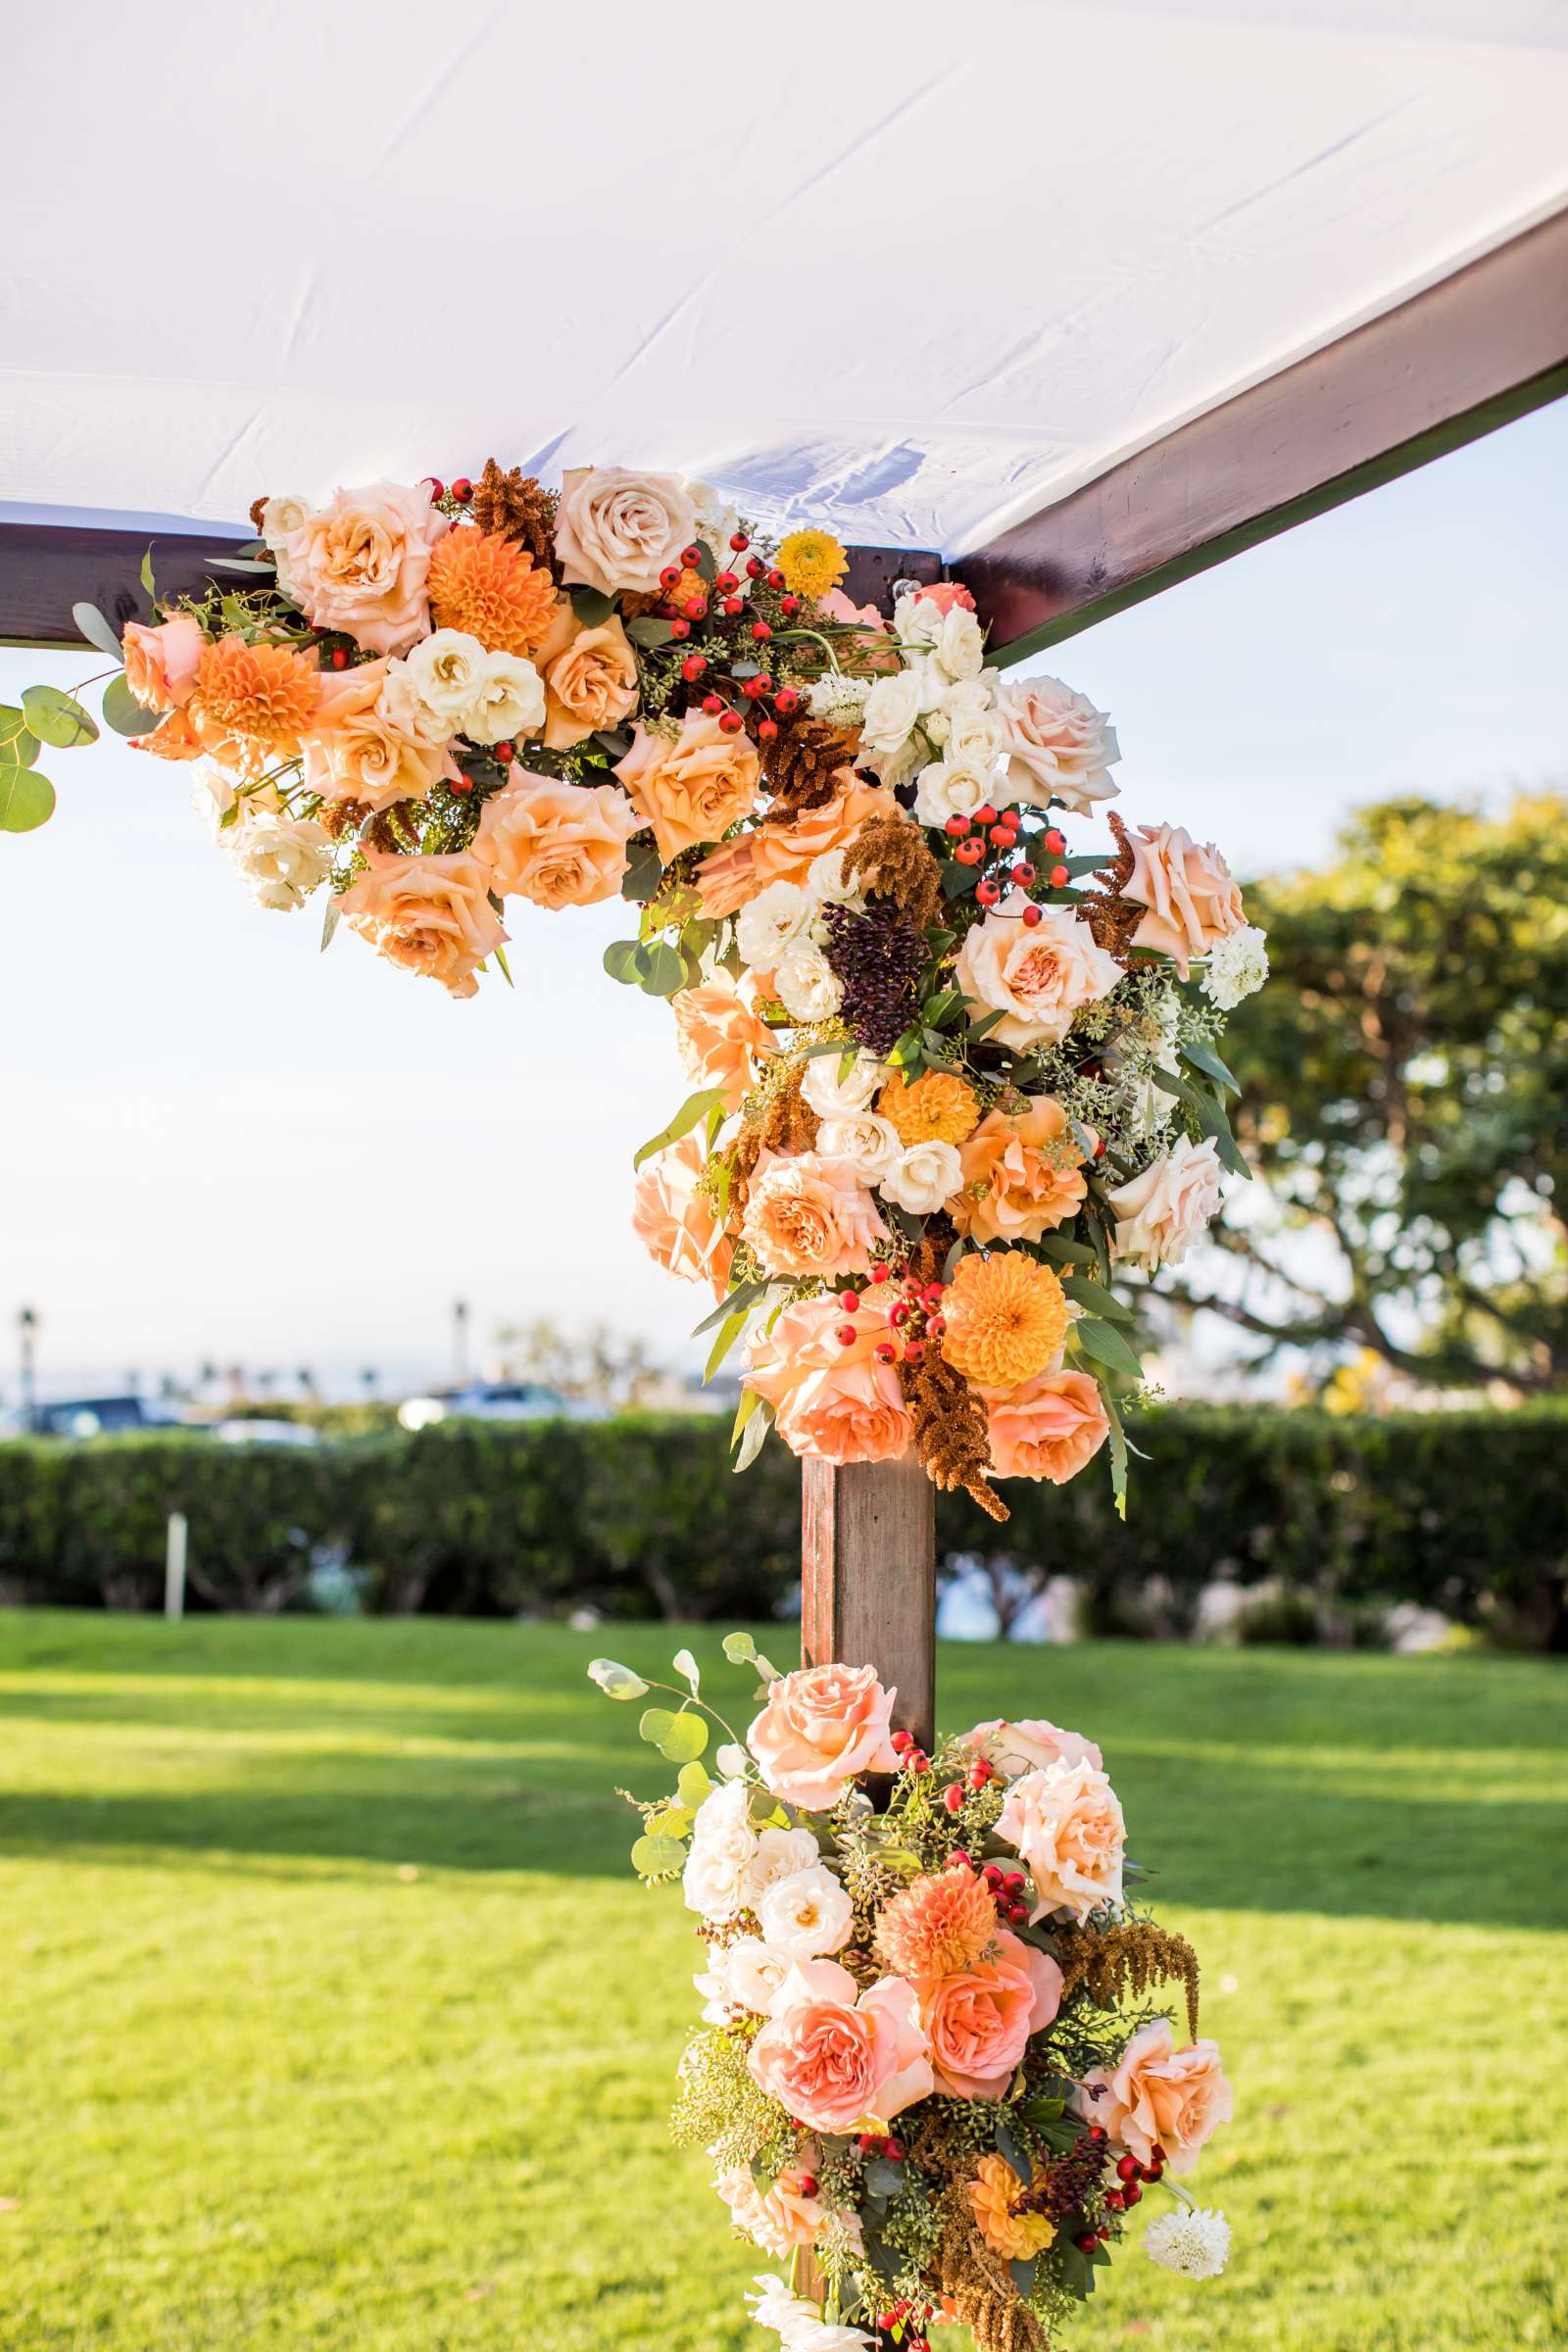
top-left (260, 493), bottom-right (314, 606)
top-left (554, 464), bottom-right (697, 597)
top-left (895, 592), bottom-right (944, 653)
top-left (191, 757), bottom-right (282, 839)
top-left (402, 628), bottom-right (490, 734)
top-left (375, 660), bottom-right (455, 749)
top-left (757, 1863), bottom-right (855, 1960)
top-left (940, 679), bottom-right (1005, 769)
top-left (736, 880), bottom-right (817, 971)
top-left (1200, 923), bottom-right (1270, 1009)
top-left (806, 848), bottom-right (865, 909)
top-left (694, 1934), bottom-right (791, 2024)
top-left (933, 604), bottom-right (985, 682)
top-left (880, 1139), bottom-right (963, 1215)
top-left (816, 1112), bottom-right (903, 1185)
top-left (230, 814), bottom-right (334, 911)
top-left (998, 675), bottom-right (1120, 811)
top-left (688, 479), bottom-right (742, 552)
top-left (802, 1051), bottom-right (889, 1118)
top-left (465, 651), bottom-right (545, 746)
top-left (681, 1780), bottom-right (759, 1922)
top-left (1106, 1135), bottom-right (1225, 1270)
top-left (859, 669), bottom-right (925, 761)
top-left (742, 1826), bottom-right (821, 1907)
top-left (912, 758), bottom-right (999, 829)
top-left (774, 942), bottom-right (844, 1025)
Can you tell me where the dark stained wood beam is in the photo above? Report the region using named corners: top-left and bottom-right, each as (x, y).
top-left (0, 517), bottom-right (942, 651)
top-left (964, 205), bottom-right (1568, 667)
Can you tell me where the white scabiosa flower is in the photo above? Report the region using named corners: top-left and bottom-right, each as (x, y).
top-left (231, 815), bottom-right (335, 911)
top-left (1200, 924), bottom-right (1269, 1009)
top-left (736, 879), bottom-right (818, 970)
top-left (815, 1112), bottom-right (903, 1186)
top-left (881, 1139), bottom-right (963, 1215)
top-left (802, 1051), bottom-right (889, 1119)
top-left (807, 671), bottom-right (872, 726)
top-left (774, 942), bottom-right (844, 1025)
top-left (1144, 2205), bottom-right (1232, 2279)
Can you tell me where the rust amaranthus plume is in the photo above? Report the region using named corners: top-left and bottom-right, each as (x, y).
top-left (1053, 1916), bottom-right (1202, 2041)
top-left (469, 459), bottom-right (560, 577)
top-left (900, 1347), bottom-right (1008, 1523)
top-left (846, 810), bottom-right (945, 928)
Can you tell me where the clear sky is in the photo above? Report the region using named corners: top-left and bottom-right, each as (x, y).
top-left (3, 400), bottom-right (1564, 1401)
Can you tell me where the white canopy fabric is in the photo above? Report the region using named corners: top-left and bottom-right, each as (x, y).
top-left (7, 1), bottom-right (1567, 557)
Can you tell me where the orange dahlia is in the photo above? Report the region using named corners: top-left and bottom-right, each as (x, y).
top-left (877, 1069), bottom-right (980, 1148)
top-left (426, 527), bottom-right (560, 657)
top-left (874, 1864), bottom-right (996, 1986)
top-left (969, 2154), bottom-right (1053, 2261)
top-left (187, 637), bottom-right (322, 775)
top-left (941, 1250), bottom-right (1068, 1388)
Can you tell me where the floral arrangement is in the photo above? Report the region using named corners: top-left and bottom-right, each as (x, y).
top-left (18, 459), bottom-right (1266, 1514)
top-left (591, 1640), bottom-right (1233, 2349)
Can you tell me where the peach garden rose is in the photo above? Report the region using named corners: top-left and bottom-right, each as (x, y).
top-left (953, 894), bottom-right (1122, 1050)
top-left (670, 968), bottom-right (774, 1110)
top-left (995, 1755), bottom-right (1127, 1922)
top-left (541, 613), bottom-right (641, 750)
top-left (474, 772), bottom-right (639, 909)
top-left (920, 1930), bottom-right (1063, 2099)
top-left (1077, 2018), bottom-right (1233, 2176)
top-left (122, 613), bottom-right (204, 710)
top-left (984, 1369), bottom-right (1110, 1484)
top-left (630, 1124), bottom-right (734, 1298)
top-left (1122, 820), bottom-right (1247, 975)
top-left (281, 480), bottom-right (447, 656)
top-left (336, 848), bottom-right (505, 999)
top-left (953, 1096), bottom-right (1089, 1244)
top-left (742, 1291), bottom-right (912, 1470)
top-left (748, 1960), bottom-right (933, 2135)
top-left (740, 1150), bottom-right (888, 1282)
top-left (554, 465), bottom-right (697, 598)
top-left (614, 710), bottom-right (761, 862)
top-left (747, 1661), bottom-right (902, 1810)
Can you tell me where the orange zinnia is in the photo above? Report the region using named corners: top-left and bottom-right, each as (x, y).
top-left (877, 1069), bottom-right (980, 1148)
top-left (941, 1250), bottom-right (1068, 1388)
top-left (874, 1863), bottom-right (996, 1986)
top-left (187, 636), bottom-right (322, 776)
top-left (426, 527), bottom-right (559, 657)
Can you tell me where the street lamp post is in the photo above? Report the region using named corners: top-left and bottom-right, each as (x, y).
top-left (18, 1305), bottom-right (38, 1420)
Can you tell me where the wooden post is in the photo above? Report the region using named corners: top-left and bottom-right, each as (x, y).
top-left (801, 1454), bottom-right (936, 1749)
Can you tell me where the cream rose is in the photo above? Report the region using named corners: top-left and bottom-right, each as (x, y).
top-left (912, 758), bottom-right (999, 830)
top-left (541, 613), bottom-right (640, 750)
top-left (281, 479), bottom-right (446, 656)
top-left (736, 880), bottom-right (818, 971)
top-left (465, 652), bottom-right (546, 746)
top-left (995, 1757), bottom-right (1126, 1923)
top-left (474, 773), bottom-right (638, 909)
top-left (880, 1140), bottom-right (963, 1216)
top-left (554, 465), bottom-right (697, 597)
top-left (858, 670), bottom-right (928, 779)
top-left (1122, 822), bottom-right (1247, 975)
top-left (997, 675), bottom-right (1120, 811)
top-left (1106, 1135), bottom-right (1224, 1269)
top-left (815, 1113), bottom-right (902, 1187)
top-left (230, 814), bottom-right (334, 912)
top-left (401, 629), bottom-right (491, 735)
top-left (259, 492), bottom-right (314, 606)
top-left (964, 1718), bottom-right (1103, 1779)
top-left (802, 1052), bottom-right (889, 1119)
top-left (931, 604), bottom-right (985, 682)
top-left (774, 941), bottom-right (844, 1025)
top-left (954, 895), bottom-right (1122, 1050)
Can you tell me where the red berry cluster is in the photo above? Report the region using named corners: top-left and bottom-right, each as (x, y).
top-left (1102, 2140), bottom-right (1166, 2215)
top-left (945, 808), bottom-right (1071, 918)
top-left (857, 2130), bottom-right (906, 2161)
top-left (875, 2298), bottom-right (935, 2351)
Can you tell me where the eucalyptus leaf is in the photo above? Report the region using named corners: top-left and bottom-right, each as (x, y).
top-left (941, 861), bottom-right (974, 901)
top-left (587, 1658), bottom-right (649, 1701)
top-left (139, 547), bottom-right (157, 598)
top-left (0, 764), bottom-right (56, 832)
top-left (693, 1275), bottom-right (770, 1339)
top-left (659, 1711), bottom-right (709, 1763)
top-left (634, 1087), bottom-right (727, 1171)
top-left (704, 1307), bottom-right (751, 1385)
top-left (603, 938), bottom-right (650, 985)
top-left (208, 556), bottom-right (274, 574)
top-left (639, 1707), bottom-right (676, 1747)
top-left (102, 672), bottom-right (158, 737)
top-left (626, 616), bottom-right (675, 648)
top-left (672, 1646), bottom-right (701, 1694)
top-left (721, 1631), bottom-right (757, 1664)
top-left (732, 1395), bottom-right (773, 1473)
top-left (619, 839), bottom-right (663, 904)
top-left (0, 707), bottom-right (39, 769)
top-left (1181, 1035), bottom-right (1240, 1094)
top-left (629, 1835), bottom-right (687, 1881)
top-left (637, 938), bottom-right (688, 997)
top-left (570, 586), bottom-right (615, 627)
top-left (22, 684), bottom-right (97, 750)
top-left (72, 602), bottom-right (125, 662)
top-left (676, 1761), bottom-right (711, 1808)
top-left (319, 897), bottom-right (341, 954)
top-left (863, 2158), bottom-right (905, 2197)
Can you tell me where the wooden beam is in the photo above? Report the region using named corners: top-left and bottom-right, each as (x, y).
top-left (0, 519), bottom-right (942, 652)
top-left (801, 1454), bottom-right (936, 1750)
top-left (963, 206), bottom-right (1568, 666)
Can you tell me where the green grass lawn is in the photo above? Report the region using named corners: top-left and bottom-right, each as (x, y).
top-left (1, 1611), bottom-right (1564, 2352)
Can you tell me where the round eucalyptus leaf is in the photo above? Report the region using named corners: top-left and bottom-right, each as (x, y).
top-left (638, 1706), bottom-right (677, 1748)
top-left (102, 672), bottom-right (160, 737)
top-left (0, 763), bottom-right (57, 832)
top-left (630, 1835), bottom-right (687, 1882)
top-left (22, 684), bottom-right (98, 750)
top-left (72, 602), bottom-right (126, 662)
top-left (658, 1711), bottom-right (709, 1764)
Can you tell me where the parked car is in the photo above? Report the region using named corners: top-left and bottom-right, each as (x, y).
top-left (0, 1394), bottom-right (196, 1441)
top-left (211, 1417), bottom-right (321, 1447)
top-left (396, 1382), bottom-right (597, 1431)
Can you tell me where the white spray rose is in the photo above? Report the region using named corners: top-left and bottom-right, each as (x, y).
top-left (402, 629), bottom-right (491, 735)
top-left (802, 1052), bottom-right (889, 1119)
top-left (681, 1780), bottom-right (759, 1922)
top-left (859, 669), bottom-right (926, 764)
top-left (465, 652), bottom-right (546, 746)
top-left (940, 679), bottom-right (1006, 769)
top-left (806, 848), bottom-right (865, 910)
top-left (376, 659), bottom-right (456, 748)
top-left (757, 1863), bottom-right (856, 1961)
top-left (816, 1112), bottom-right (903, 1185)
top-left (260, 493), bottom-right (315, 606)
top-left (736, 879), bottom-right (817, 970)
top-left (774, 942), bottom-right (844, 1025)
top-left (932, 603), bottom-right (985, 682)
top-left (231, 815), bottom-right (334, 911)
top-left (881, 1139), bottom-right (963, 1215)
top-left (740, 1826), bottom-right (821, 1907)
top-left (912, 758), bottom-right (1000, 829)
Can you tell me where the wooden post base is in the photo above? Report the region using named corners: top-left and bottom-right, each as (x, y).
top-left (801, 1453), bottom-right (936, 1751)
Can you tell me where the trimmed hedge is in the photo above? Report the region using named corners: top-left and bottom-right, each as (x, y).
top-left (0, 1406), bottom-right (1563, 1643)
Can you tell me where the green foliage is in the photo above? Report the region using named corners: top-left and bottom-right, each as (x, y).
top-left (1204, 793), bottom-right (1568, 1393)
top-left (1, 1406), bottom-right (1564, 1644)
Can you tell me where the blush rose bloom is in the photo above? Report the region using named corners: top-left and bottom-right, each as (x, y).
top-left (474, 772), bottom-right (638, 909)
top-left (954, 1098), bottom-right (1089, 1244)
top-left (696, 780), bottom-right (898, 917)
top-left (921, 1930), bottom-right (1063, 2099)
top-left (631, 1124), bottom-right (734, 1299)
top-left (997, 675), bottom-right (1120, 811)
top-left (963, 1718), bottom-right (1104, 1779)
top-left (748, 1661), bottom-right (902, 1810)
top-left (1106, 1135), bottom-right (1224, 1270)
top-left (743, 1291), bottom-right (913, 1470)
top-left (1077, 2018), bottom-right (1233, 2176)
top-left (1122, 822), bottom-right (1247, 976)
top-left (740, 1150), bottom-right (888, 1282)
top-left (554, 465), bottom-right (697, 597)
top-left (541, 613), bottom-right (641, 750)
top-left (337, 849), bottom-right (505, 999)
top-left (749, 1959), bottom-right (933, 2134)
top-left (995, 1757), bottom-right (1127, 1923)
top-left (122, 613), bottom-right (205, 710)
top-left (281, 480), bottom-right (447, 656)
top-left (671, 968), bottom-right (774, 1110)
top-left (713, 2161), bottom-right (832, 2258)
top-left (984, 1370), bottom-right (1110, 1485)
top-left (954, 895), bottom-right (1122, 1050)
top-left (614, 710), bottom-right (761, 862)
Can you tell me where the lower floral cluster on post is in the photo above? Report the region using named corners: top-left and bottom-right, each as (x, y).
top-left (592, 1644), bottom-right (1233, 2350)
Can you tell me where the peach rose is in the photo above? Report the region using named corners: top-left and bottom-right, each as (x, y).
top-left (132, 707), bottom-right (203, 761)
top-left (474, 772), bottom-right (638, 909)
top-left (282, 481), bottom-right (447, 656)
top-left (541, 613), bottom-right (640, 751)
top-left (554, 465), bottom-right (697, 598)
top-left (985, 1371), bottom-right (1109, 1485)
top-left (748, 1960), bottom-right (933, 2134)
top-left (996, 675), bottom-right (1120, 811)
top-left (303, 654), bottom-right (453, 809)
top-left (954, 894), bottom-right (1121, 1050)
top-left (921, 1930), bottom-right (1063, 2099)
top-left (1105, 1135), bottom-right (1224, 1270)
top-left (954, 1097), bottom-right (1088, 1244)
top-left (1122, 822), bottom-right (1246, 976)
top-left (713, 2162), bottom-right (833, 2258)
top-left (996, 1757), bottom-right (1126, 1923)
top-left (631, 1124), bottom-right (734, 1298)
top-left (748, 1661), bottom-right (901, 1810)
top-left (613, 710), bottom-right (760, 862)
top-left (122, 614), bottom-right (204, 710)
top-left (740, 1149), bottom-right (888, 1282)
top-left (671, 968), bottom-right (774, 1110)
top-left (909, 580), bottom-right (975, 616)
top-left (337, 849), bottom-right (505, 999)
top-left (1077, 2018), bottom-right (1233, 2176)
top-left (696, 780), bottom-right (899, 917)
top-left (743, 1291), bottom-right (912, 1470)
top-left (963, 1718), bottom-right (1103, 1778)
